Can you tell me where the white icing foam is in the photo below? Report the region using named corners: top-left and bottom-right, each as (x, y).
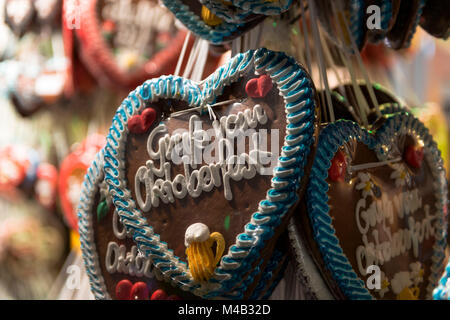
top-left (185, 223), bottom-right (210, 247)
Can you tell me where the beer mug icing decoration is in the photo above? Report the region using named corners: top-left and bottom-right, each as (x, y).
top-left (184, 223), bottom-right (225, 282)
top-left (71, 0), bottom-right (189, 89)
top-left (101, 48), bottom-right (319, 299)
top-left (289, 101), bottom-right (448, 299)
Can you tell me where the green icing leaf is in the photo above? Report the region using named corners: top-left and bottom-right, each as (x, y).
top-left (224, 215), bottom-right (230, 231)
top-left (97, 200), bottom-right (109, 221)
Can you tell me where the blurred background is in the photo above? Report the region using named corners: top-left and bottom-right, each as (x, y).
top-left (0, 0), bottom-right (448, 299)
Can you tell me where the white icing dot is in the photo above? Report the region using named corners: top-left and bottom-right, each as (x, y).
top-left (185, 223), bottom-right (210, 247)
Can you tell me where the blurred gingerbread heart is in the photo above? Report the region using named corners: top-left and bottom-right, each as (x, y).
top-left (67, 0), bottom-right (190, 90)
top-left (58, 134), bottom-right (105, 231)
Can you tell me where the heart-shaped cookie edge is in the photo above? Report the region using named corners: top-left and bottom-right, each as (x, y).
top-left (72, 0), bottom-right (188, 89)
top-left (77, 148), bottom-right (111, 299)
top-left (161, 0), bottom-right (263, 44)
top-left (199, 0), bottom-right (252, 23)
top-left (231, 0), bottom-right (293, 16)
top-left (305, 110), bottom-right (447, 299)
top-left (433, 258), bottom-right (450, 299)
top-left (103, 48), bottom-right (318, 298)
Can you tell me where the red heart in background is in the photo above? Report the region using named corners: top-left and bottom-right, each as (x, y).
top-left (150, 289), bottom-right (168, 300)
top-left (405, 145), bottom-right (424, 169)
top-left (245, 74), bottom-right (273, 98)
top-left (115, 279), bottom-right (132, 300)
top-left (128, 108), bottom-right (156, 134)
top-left (328, 150), bottom-right (347, 182)
top-left (130, 282), bottom-right (149, 300)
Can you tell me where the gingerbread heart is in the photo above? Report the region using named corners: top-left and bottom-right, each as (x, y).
top-left (161, 0), bottom-right (266, 44)
top-left (419, 0), bottom-right (450, 40)
top-left (4, 0), bottom-right (35, 37)
top-left (291, 108), bottom-right (447, 299)
top-left (78, 148), bottom-right (287, 299)
top-left (34, 0), bottom-right (61, 26)
top-left (70, 0), bottom-right (190, 89)
top-left (59, 134), bottom-right (105, 231)
top-left (387, 0), bottom-right (426, 49)
top-left (102, 48), bottom-right (318, 298)
top-left (199, 0), bottom-right (254, 23)
top-left (230, 0), bottom-right (294, 16)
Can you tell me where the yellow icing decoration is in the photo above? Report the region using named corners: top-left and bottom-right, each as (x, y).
top-left (396, 287), bottom-right (420, 300)
top-left (186, 231), bottom-right (225, 282)
top-left (201, 6), bottom-right (223, 27)
top-left (70, 230), bottom-right (81, 254)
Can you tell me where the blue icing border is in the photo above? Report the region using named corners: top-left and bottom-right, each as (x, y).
top-left (433, 258), bottom-right (450, 300)
top-left (349, 0), bottom-right (365, 49)
top-left (369, 0), bottom-right (393, 43)
top-left (77, 149), bottom-right (110, 300)
top-left (231, 0), bottom-right (293, 16)
top-left (249, 249), bottom-right (287, 299)
top-left (405, 0), bottom-right (427, 48)
top-left (199, 0), bottom-right (252, 23)
top-left (161, 0), bottom-right (254, 44)
top-left (306, 110), bottom-right (448, 300)
top-left (380, 0), bottom-right (393, 31)
top-left (103, 48), bottom-right (317, 298)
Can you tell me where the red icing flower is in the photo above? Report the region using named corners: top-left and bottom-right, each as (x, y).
top-left (128, 108), bottom-right (157, 134)
top-left (328, 150), bottom-right (347, 182)
top-left (245, 75), bottom-right (273, 98)
top-left (404, 145), bottom-right (424, 169)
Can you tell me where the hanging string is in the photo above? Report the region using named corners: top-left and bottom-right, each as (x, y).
top-left (190, 38), bottom-right (209, 81)
top-left (182, 37), bottom-right (201, 79)
top-left (337, 5), bottom-right (381, 118)
top-left (320, 35), bottom-right (362, 123)
top-left (330, 2), bottom-right (369, 127)
top-left (331, 1), bottom-right (381, 118)
top-left (174, 31), bottom-right (191, 77)
top-left (169, 98), bottom-right (242, 118)
top-left (306, 0), bottom-right (335, 123)
top-left (299, 0), bottom-right (312, 74)
top-left (350, 157), bottom-right (402, 171)
top-left (231, 35), bottom-right (242, 56)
